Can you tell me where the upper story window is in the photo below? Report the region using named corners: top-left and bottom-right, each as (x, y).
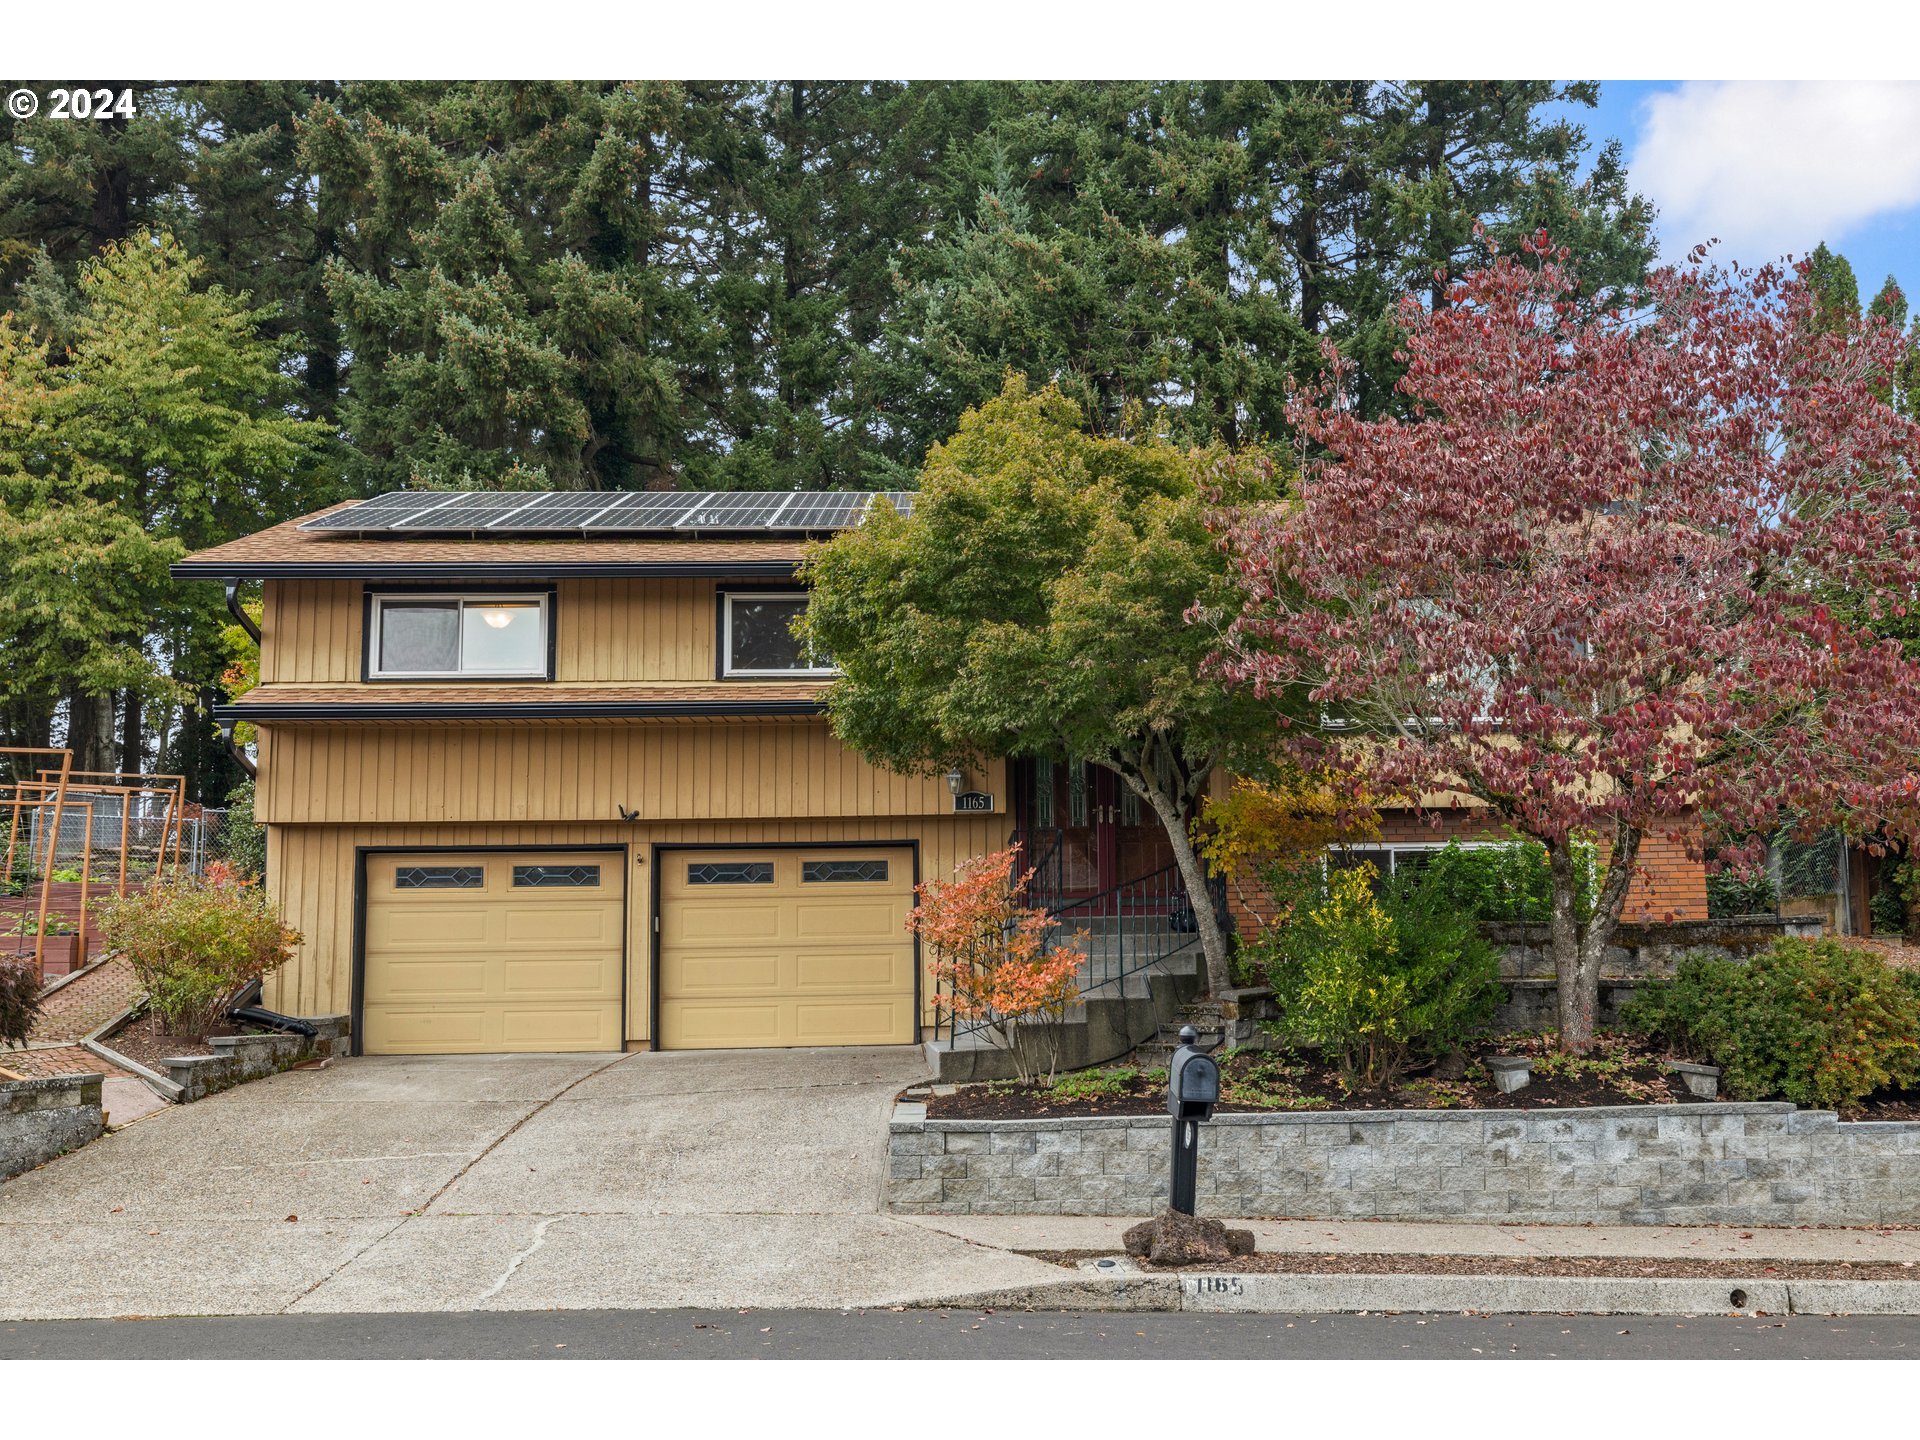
top-left (369, 593), bottom-right (551, 679)
top-left (721, 591), bottom-right (836, 678)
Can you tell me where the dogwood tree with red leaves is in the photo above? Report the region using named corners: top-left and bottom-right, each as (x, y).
top-left (1212, 234), bottom-right (1920, 1052)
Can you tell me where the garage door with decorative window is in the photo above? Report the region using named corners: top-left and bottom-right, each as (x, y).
top-left (657, 847), bottom-right (915, 1050)
top-left (361, 850), bottom-right (625, 1054)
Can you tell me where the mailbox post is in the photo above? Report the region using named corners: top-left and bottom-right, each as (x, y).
top-left (1165, 1024), bottom-right (1220, 1215)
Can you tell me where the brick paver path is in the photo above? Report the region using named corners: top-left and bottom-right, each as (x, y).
top-left (29, 954), bottom-right (140, 1044)
top-left (0, 1044), bottom-right (122, 1079)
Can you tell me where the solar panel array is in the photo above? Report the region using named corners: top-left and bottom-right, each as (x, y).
top-left (300, 490), bottom-right (918, 536)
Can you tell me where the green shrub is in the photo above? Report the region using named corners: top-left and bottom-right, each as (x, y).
top-left (1405, 836), bottom-right (1600, 923)
top-left (1046, 1066), bottom-right (1138, 1101)
top-left (217, 779), bottom-right (267, 880)
top-left (1255, 863), bottom-right (1503, 1089)
top-left (1707, 867), bottom-right (1779, 918)
top-left (1623, 938), bottom-right (1920, 1109)
top-left (94, 875), bottom-right (300, 1036)
top-left (0, 960), bottom-right (42, 1048)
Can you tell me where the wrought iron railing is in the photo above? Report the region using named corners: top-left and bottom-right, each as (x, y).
top-left (943, 850), bottom-right (1228, 1047)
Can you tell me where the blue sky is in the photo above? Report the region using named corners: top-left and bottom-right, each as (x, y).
top-left (1568, 81), bottom-right (1920, 311)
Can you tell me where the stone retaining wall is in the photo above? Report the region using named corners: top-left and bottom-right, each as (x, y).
top-left (886, 1101), bottom-right (1920, 1226)
top-left (1, 1074), bottom-right (104, 1181)
top-left (1483, 916), bottom-right (1822, 1030)
top-left (159, 1016), bottom-right (351, 1103)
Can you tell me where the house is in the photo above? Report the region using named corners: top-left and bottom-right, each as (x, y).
top-left (174, 489), bottom-right (1711, 1059)
top-left (172, 490), bottom-right (1014, 1057)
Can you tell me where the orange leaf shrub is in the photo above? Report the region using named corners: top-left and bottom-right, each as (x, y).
top-left (911, 845), bottom-right (1082, 1084)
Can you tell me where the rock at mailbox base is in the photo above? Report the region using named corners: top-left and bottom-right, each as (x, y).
top-left (1123, 1209), bottom-right (1257, 1266)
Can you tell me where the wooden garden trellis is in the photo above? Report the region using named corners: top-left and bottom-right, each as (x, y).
top-left (3, 754), bottom-right (187, 982)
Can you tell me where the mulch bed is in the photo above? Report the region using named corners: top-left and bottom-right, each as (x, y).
top-left (922, 1031), bottom-right (1920, 1121)
top-left (924, 1032), bottom-right (1697, 1120)
top-left (103, 1015), bottom-right (249, 1073)
top-left (1027, 1249), bottom-right (1920, 1281)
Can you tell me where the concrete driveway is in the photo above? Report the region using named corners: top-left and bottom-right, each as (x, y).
top-left (0, 1048), bottom-right (1062, 1320)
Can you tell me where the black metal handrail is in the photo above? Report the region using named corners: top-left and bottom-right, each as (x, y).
top-left (947, 855), bottom-right (1226, 1046)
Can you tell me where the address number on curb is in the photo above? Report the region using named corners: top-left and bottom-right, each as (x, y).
top-left (952, 791), bottom-right (994, 813)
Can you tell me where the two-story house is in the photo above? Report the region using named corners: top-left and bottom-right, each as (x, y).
top-left (173, 490), bottom-right (1016, 1056)
top-left (175, 489), bottom-right (1710, 1059)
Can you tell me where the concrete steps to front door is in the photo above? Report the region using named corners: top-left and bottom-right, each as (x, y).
top-left (932, 920), bottom-right (1207, 1083)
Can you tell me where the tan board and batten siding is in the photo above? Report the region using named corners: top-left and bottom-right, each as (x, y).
top-left (253, 574), bottom-right (1004, 1047)
top-left (260, 578), bottom-right (719, 684)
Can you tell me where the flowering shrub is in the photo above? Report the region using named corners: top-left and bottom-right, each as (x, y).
top-left (1624, 938), bottom-right (1920, 1110)
top-left (912, 845), bottom-right (1082, 1084)
top-left (94, 871), bottom-right (300, 1036)
top-left (1, 960), bottom-right (42, 1049)
top-left (1255, 863), bottom-right (1502, 1090)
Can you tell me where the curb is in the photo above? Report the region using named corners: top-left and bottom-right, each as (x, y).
top-left (920, 1268), bottom-right (1920, 1317)
top-left (80, 1036), bottom-right (183, 1103)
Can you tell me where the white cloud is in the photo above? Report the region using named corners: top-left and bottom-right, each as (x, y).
top-left (1629, 81), bottom-right (1920, 264)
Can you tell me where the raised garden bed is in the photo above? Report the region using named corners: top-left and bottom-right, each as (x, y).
top-left (918, 1032), bottom-right (1920, 1122)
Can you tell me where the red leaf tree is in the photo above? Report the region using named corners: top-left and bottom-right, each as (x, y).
top-left (1212, 234), bottom-right (1920, 1052)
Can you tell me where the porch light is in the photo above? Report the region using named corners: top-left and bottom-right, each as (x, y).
top-left (946, 769), bottom-right (965, 796)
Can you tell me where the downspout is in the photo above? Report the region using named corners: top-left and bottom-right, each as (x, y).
top-left (221, 581), bottom-right (260, 779)
top-left (217, 717), bottom-right (256, 780)
top-left (224, 580), bottom-right (261, 644)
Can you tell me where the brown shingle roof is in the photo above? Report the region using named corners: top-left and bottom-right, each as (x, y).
top-left (174, 502), bottom-right (809, 579)
top-left (220, 680), bottom-right (828, 722)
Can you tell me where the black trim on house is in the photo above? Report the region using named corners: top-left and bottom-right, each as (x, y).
top-left (170, 561), bottom-right (803, 581)
top-left (215, 698), bottom-right (827, 722)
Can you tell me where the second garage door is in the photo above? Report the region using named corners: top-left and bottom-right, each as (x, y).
top-left (362, 850), bottom-right (625, 1054)
top-left (658, 847), bottom-right (916, 1049)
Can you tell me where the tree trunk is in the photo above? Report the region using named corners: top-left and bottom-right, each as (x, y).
top-left (1548, 825), bottom-right (1642, 1054)
top-left (119, 689), bottom-right (142, 775)
top-left (61, 690), bottom-right (117, 775)
top-left (1124, 769), bottom-right (1233, 999)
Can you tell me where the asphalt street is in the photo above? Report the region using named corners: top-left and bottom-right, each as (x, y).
top-left (5, 1308), bottom-right (1920, 1359)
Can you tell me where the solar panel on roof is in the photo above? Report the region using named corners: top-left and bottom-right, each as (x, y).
top-left (392, 492), bottom-right (549, 529)
top-left (674, 493), bottom-right (791, 530)
top-left (296, 488), bottom-right (914, 536)
top-left (482, 491), bottom-right (626, 530)
top-left (776, 493), bottom-right (866, 529)
top-left (300, 491), bottom-right (461, 531)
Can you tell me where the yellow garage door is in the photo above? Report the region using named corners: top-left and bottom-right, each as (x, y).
top-left (659, 847), bottom-right (915, 1049)
top-left (363, 851), bottom-right (624, 1054)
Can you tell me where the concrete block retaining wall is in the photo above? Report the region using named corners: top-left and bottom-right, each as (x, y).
top-left (886, 1101), bottom-right (1920, 1225)
top-left (1484, 916), bottom-right (1822, 1030)
top-left (160, 1016), bottom-right (351, 1103)
top-left (1, 1074), bottom-right (105, 1181)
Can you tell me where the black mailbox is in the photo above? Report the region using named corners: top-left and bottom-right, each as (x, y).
top-left (1164, 1025), bottom-right (1218, 1215)
top-left (1168, 1029), bottom-right (1220, 1120)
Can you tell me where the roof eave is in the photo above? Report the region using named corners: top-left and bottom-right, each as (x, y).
top-left (172, 560), bottom-right (805, 581)
top-left (216, 699), bottom-right (827, 722)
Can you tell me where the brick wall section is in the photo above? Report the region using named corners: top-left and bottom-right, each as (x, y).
top-left (886, 1103), bottom-right (1920, 1225)
top-left (1222, 809), bottom-right (1709, 936)
top-left (1, 1074), bottom-right (104, 1181)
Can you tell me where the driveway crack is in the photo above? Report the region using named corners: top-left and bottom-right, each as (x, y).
top-left (414, 1050), bottom-right (639, 1215)
top-left (279, 1051), bottom-right (636, 1313)
top-left (477, 1216), bottom-right (562, 1303)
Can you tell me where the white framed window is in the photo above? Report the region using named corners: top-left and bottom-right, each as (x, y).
top-left (369, 593), bottom-right (550, 679)
top-left (1326, 841), bottom-right (1509, 887)
top-left (721, 591), bottom-right (836, 678)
